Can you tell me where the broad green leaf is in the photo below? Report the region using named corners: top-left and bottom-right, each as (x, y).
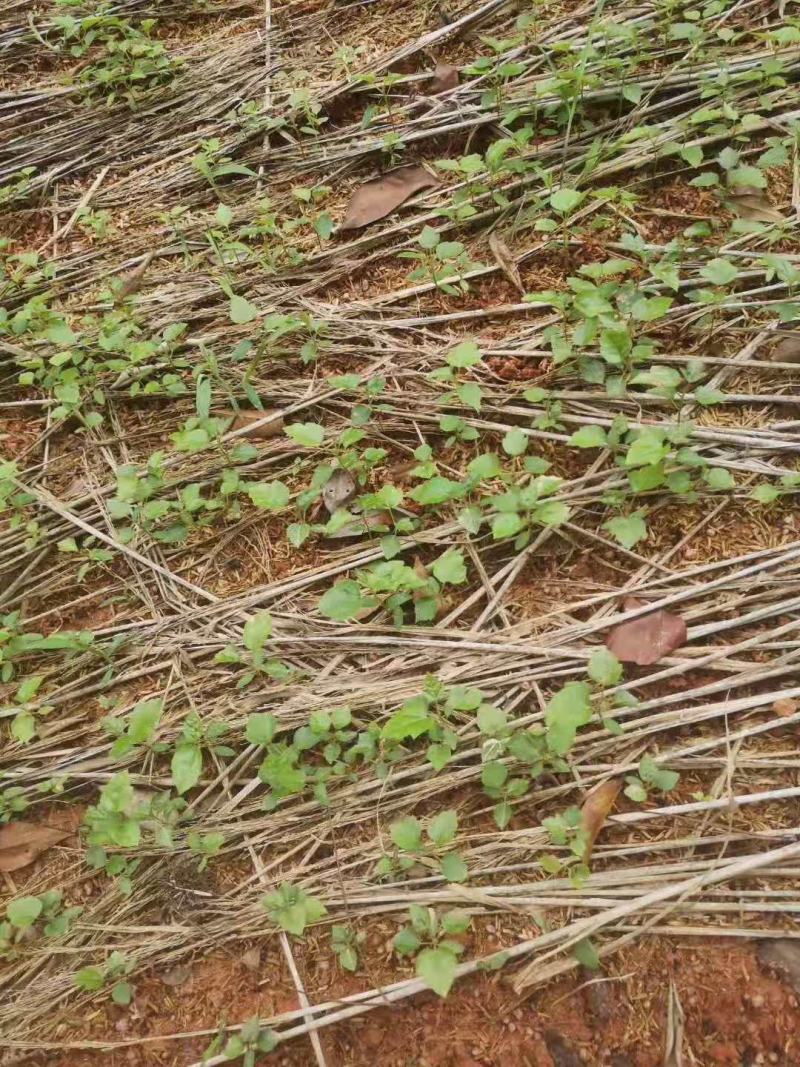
top-left (246, 712), bottom-right (278, 746)
top-left (7, 896), bottom-right (42, 928)
top-left (587, 647), bottom-right (622, 687)
top-left (391, 816), bottom-right (423, 851)
top-left (229, 295), bottom-right (259, 324)
top-left (427, 809), bottom-right (458, 847)
top-left (440, 852), bottom-right (468, 882)
top-left (704, 467), bottom-right (734, 491)
top-left (383, 696), bottom-right (434, 741)
top-left (492, 512), bottom-right (523, 540)
top-left (416, 947), bottom-right (458, 997)
top-left (569, 425), bottom-right (607, 448)
top-left (171, 742), bottom-right (202, 794)
top-left (502, 428), bottom-right (528, 456)
top-left (639, 755), bottom-right (679, 792)
top-left (286, 422), bottom-right (324, 448)
top-left (545, 681), bottom-right (591, 755)
top-left (447, 341), bottom-right (482, 368)
top-left (247, 481), bottom-right (290, 510)
top-left (604, 514), bottom-right (647, 550)
top-left (432, 550), bottom-right (467, 585)
top-left (550, 188), bottom-right (584, 214)
top-left (319, 580), bottom-right (373, 621)
top-left (700, 258), bottom-right (738, 286)
top-left (243, 611), bottom-right (273, 665)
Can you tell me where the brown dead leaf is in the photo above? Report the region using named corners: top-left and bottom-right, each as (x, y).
top-left (114, 251), bottom-right (155, 301)
top-left (229, 410), bottom-right (284, 439)
top-left (322, 468), bottom-right (357, 514)
top-left (241, 946), bottom-right (262, 972)
top-left (579, 779), bottom-right (622, 861)
top-left (488, 231), bottom-right (524, 294)
top-left (429, 61), bottom-right (459, 95)
top-left (544, 1032), bottom-right (583, 1067)
top-left (774, 697), bottom-right (798, 717)
top-left (728, 191), bottom-right (783, 224)
top-left (757, 939), bottom-right (800, 993)
top-left (663, 980), bottom-right (685, 1067)
top-left (606, 597), bottom-right (687, 666)
top-left (0, 822), bottom-right (70, 873)
top-left (341, 166), bottom-right (438, 230)
top-left (161, 964), bottom-right (193, 987)
top-left (769, 334), bottom-right (800, 364)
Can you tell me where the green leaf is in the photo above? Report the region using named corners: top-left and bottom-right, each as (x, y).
top-left (727, 165), bottom-right (766, 189)
top-left (492, 512), bottom-right (523, 540)
top-left (74, 966), bottom-right (105, 991)
top-left (427, 809), bottom-right (458, 847)
top-left (7, 896), bottom-right (42, 929)
top-left (458, 381), bottom-right (483, 411)
top-left (447, 341), bottom-right (482, 368)
top-left (314, 212), bottom-right (334, 240)
top-left (410, 477), bottom-right (463, 506)
top-left (382, 696), bottom-right (434, 741)
top-left (432, 550), bottom-right (467, 585)
top-left (391, 816), bottom-right (423, 851)
top-left (440, 852), bottom-right (468, 882)
top-left (533, 500), bottom-right (570, 527)
top-left (243, 611), bottom-right (273, 666)
top-left (127, 699), bottom-right (162, 744)
top-left (545, 681), bottom-right (591, 755)
top-left (639, 755), bottom-right (679, 792)
top-left (215, 202), bottom-right (233, 227)
top-left (550, 188), bottom-right (584, 214)
top-left (246, 712), bottom-right (278, 746)
top-left (599, 327), bottom-right (631, 365)
top-left (416, 946), bottom-right (458, 997)
top-left (573, 938), bottom-right (600, 970)
top-left (477, 703), bottom-right (507, 735)
top-left (171, 742), bottom-right (202, 794)
top-left (604, 514), bottom-right (647, 550)
top-left (569, 425), bottom-right (607, 448)
top-left (700, 258), bottom-right (738, 286)
top-left (750, 484), bottom-right (780, 504)
top-left (625, 431), bottom-right (667, 468)
top-left (247, 481), bottom-right (290, 510)
top-left (587, 647), bottom-right (622, 687)
top-left (393, 926), bottom-right (421, 955)
top-left (229, 295), bottom-right (259, 324)
top-left (704, 467), bottom-right (734, 491)
top-left (286, 422), bottom-right (324, 448)
top-left (630, 296), bottom-right (672, 322)
top-left (318, 580), bottom-right (373, 621)
top-left (11, 710), bottom-right (36, 743)
top-left (111, 980), bottom-right (133, 1006)
top-left (502, 428), bottom-right (528, 456)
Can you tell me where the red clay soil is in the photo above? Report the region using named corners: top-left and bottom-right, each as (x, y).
top-left (34, 938), bottom-right (800, 1067)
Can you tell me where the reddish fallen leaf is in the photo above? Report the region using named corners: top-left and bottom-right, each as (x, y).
top-left (340, 166), bottom-right (438, 230)
top-left (774, 697), bottom-right (798, 717)
top-left (728, 190), bottom-right (783, 224)
top-left (580, 778), bottom-right (622, 861)
top-left (429, 61), bottom-right (459, 95)
top-left (605, 597), bottom-right (687, 666)
top-left (0, 822), bottom-right (70, 872)
top-left (229, 410), bottom-right (284, 439)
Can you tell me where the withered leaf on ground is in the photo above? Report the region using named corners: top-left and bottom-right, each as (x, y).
top-left (488, 231), bottom-right (524, 293)
top-left (322, 468), bottom-right (357, 513)
top-left (114, 251), bottom-right (155, 301)
top-left (774, 696), bottom-right (798, 717)
top-left (663, 980), bottom-right (685, 1067)
top-left (606, 597), bottom-right (687, 666)
top-left (769, 334), bottom-right (800, 364)
top-left (727, 191), bottom-right (784, 224)
top-left (241, 946), bottom-right (262, 971)
top-left (544, 1031), bottom-right (583, 1067)
top-left (229, 410), bottom-right (284, 439)
top-left (580, 778), bottom-right (622, 861)
top-left (340, 166), bottom-right (438, 230)
top-left (429, 61), bottom-right (459, 95)
top-left (160, 965), bottom-right (193, 987)
top-left (756, 939), bottom-right (800, 993)
top-left (0, 822), bottom-right (70, 872)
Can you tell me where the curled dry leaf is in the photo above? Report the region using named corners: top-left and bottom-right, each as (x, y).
top-left (774, 697), bottom-right (798, 717)
top-left (322, 468), bottom-right (357, 514)
top-left (340, 166), bottom-right (438, 230)
top-left (229, 410), bottom-right (284, 439)
top-left (606, 596), bottom-right (687, 666)
top-left (0, 822), bottom-right (70, 873)
top-left (488, 231), bottom-right (524, 294)
top-left (429, 61), bottom-right (459, 95)
top-left (114, 251), bottom-right (155, 301)
top-left (579, 778), bottom-right (622, 861)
